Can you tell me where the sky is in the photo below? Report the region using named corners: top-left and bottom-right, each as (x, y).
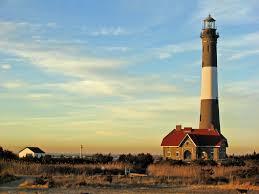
top-left (1, 0), bottom-right (259, 155)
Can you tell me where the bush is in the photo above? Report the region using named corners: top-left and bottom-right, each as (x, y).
top-left (92, 154), bottom-right (113, 164)
top-left (0, 172), bottom-right (17, 184)
top-left (20, 154), bottom-right (114, 165)
top-left (118, 153), bottom-right (153, 166)
top-left (221, 158), bottom-right (245, 166)
top-left (0, 147), bottom-right (18, 160)
top-left (235, 166), bottom-right (258, 178)
top-left (155, 159), bottom-right (187, 166)
top-left (215, 176), bottom-right (229, 184)
top-left (118, 153), bottom-right (154, 173)
top-left (193, 159), bottom-right (217, 166)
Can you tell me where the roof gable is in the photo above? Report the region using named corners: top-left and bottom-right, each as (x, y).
top-left (20, 147), bottom-right (45, 154)
top-left (179, 134), bottom-right (197, 147)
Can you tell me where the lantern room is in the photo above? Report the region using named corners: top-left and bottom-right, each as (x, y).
top-left (203, 14), bottom-right (216, 29)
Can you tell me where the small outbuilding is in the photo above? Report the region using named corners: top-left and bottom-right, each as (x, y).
top-left (19, 147), bottom-right (45, 158)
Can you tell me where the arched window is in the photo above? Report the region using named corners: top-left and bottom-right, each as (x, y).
top-left (184, 150), bottom-right (192, 160)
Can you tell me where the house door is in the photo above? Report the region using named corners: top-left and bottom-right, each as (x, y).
top-left (184, 150), bottom-right (192, 160)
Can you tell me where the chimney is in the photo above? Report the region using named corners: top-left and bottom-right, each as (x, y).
top-left (176, 125), bottom-right (182, 131)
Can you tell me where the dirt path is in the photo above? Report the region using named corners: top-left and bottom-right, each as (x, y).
top-left (0, 176), bottom-right (38, 193)
top-left (1, 177), bottom-right (258, 194)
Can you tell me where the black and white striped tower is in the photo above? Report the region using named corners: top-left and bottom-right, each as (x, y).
top-left (199, 15), bottom-right (220, 132)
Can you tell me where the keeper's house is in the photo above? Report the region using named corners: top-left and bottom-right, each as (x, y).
top-left (18, 147), bottom-right (45, 158)
top-left (161, 125), bottom-right (228, 161)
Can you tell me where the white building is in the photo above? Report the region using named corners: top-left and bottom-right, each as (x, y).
top-left (19, 147), bottom-right (45, 158)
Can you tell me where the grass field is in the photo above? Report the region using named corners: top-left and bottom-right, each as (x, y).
top-left (0, 157), bottom-right (258, 193)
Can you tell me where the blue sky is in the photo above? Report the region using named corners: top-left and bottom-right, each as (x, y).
top-left (1, 0), bottom-right (259, 154)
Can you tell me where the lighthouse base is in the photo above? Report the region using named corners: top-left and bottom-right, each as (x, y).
top-left (199, 99), bottom-right (220, 132)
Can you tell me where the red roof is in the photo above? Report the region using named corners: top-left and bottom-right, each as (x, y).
top-left (161, 127), bottom-right (227, 147)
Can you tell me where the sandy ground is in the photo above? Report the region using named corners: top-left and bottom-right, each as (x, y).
top-left (0, 176), bottom-right (258, 194)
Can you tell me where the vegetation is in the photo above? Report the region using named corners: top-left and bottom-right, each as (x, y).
top-left (0, 147), bottom-right (18, 160)
top-left (0, 172), bottom-right (17, 185)
top-left (0, 146), bottom-right (258, 189)
top-left (118, 153), bottom-right (154, 173)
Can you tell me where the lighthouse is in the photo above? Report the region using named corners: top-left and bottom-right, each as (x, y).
top-left (161, 15), bottom-right (228, 160)
top-left (199, 15), bottom-right (220, 132)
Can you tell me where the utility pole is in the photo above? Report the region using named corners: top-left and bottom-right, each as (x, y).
top-left (80, 145), bottom-right (83, 158)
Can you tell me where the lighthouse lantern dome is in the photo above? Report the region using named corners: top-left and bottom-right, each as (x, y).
top-left (203, 14), bottom-right (216, 29)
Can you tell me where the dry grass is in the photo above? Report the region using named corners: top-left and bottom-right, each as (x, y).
top-left (1, 160), bottom-right (258, 188)
top-left (0, 160), bottom-right (130, 176)
top-left (51, 174), bottom-right (167, 188)
top-left (147, 162), bottom-right (259, 186)
top-left (147, 164), bottom-right (248, 178)
top-left (147, 163), bottom-right (201, 177)
top-left (212, 166), bottom-right (243, 177)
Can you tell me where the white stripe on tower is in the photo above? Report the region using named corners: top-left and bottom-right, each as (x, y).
top-left (201, 66), bottom-right (218, 100)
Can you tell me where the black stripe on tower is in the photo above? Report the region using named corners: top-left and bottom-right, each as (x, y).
top-left (199, 99), bottom-right (220, 131)
top-left (201, 32), bottom-right (218, 68)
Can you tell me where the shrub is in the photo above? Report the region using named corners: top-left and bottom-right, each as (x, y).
top-left (118, 153), bottom-right (154, 173)
top-left (0, 172), bottom-right (17, 184)
top-left (221, 158), bottom-right (245, 166)
top-left (0, 147), bottom-right (18, 160)
top-left (235, 166), bottom-right (258, 178)
top-left (163, 159), bottom-right (187, 165)
top-left (92, 154), bottom-right (113, 164)
top-left (193, 159), bottom-right (217, 166)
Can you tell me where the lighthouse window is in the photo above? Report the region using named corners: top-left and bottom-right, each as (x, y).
top-left (200, 114), bottom-right (201, 121)
top-left (207, 45), bottom-right (209, 52)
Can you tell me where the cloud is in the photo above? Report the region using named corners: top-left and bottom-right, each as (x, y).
top-left (223, 79), bottom-right (259, 97)
top-left (103, 46), bottom-right (129, 52)
top-left (223, 32), bottom-right (259, 48)
top-left (25, 93), bottom-right (53, 100)
top-left (0, 67), bottom-right (179, 100)
top-left (154, 39), bottom-right (199, 59)
top-left (52, 80), bottom-right (115, 96)
top-left (0, 20), bottom-right (58, 34)
top-left (228, 49), bottom-right (259, 60)
top-left (14, 48), bottom-right (124, 76)
top-left (95, 130), bottom-right (127, 137)
top-left (90, 27), bottom-right (129, 36)
top-left (46, 22), bottom-right (57, 28)
top-left (219, 31), bottom-right (259, 61)
top-left (0, 37), bottom-right (126, 79)
top-left (195, 0), bottom-right (259, 25)
top-left (47, 75), bottom-right (178, 98)
top-left (1, 64), bottom-right (11, 70)
top-left (1, 80), bottom-right (27, 89)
